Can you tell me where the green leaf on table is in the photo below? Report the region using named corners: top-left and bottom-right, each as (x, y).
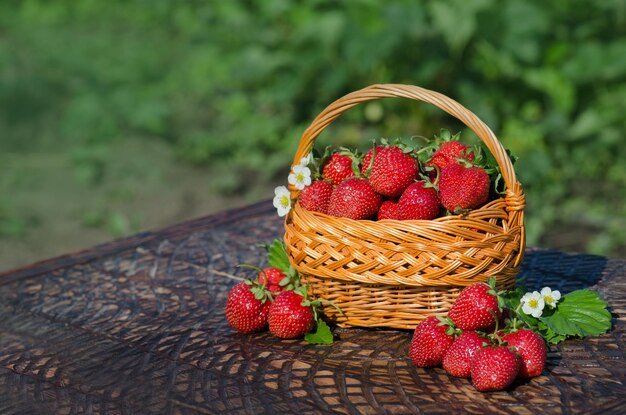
top-left (304, 320), bottom-right (334, 345)
top-left (266, 239), bottom-right (291, 273)
top-left (501, 286), bottom-right (525, 312)
top-left (540, 320), bottom-right (567, 345)
top-left (540, 289), bottom-right (612, 340)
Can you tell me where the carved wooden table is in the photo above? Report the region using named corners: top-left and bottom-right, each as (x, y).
top-left (0, 201), bottom-right (624, 414)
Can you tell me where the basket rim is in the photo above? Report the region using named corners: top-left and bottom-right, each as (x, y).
top-left (288, 83), bottom-right (522, 199)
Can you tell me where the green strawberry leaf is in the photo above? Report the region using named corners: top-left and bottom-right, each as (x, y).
top-left (266, 239), bottom-right (291, 274)
top-left (474, 143), bottom-right (518, 195)
top-left (249, 286), bottom-right (267, 302)
top-left (539, 289), bottom-right (612, 339)
top-left (501, 286), bottom-right (524, 310)
top-left (307, 145), bottom-right (332, 179)
top-left (304, 320), bottom-right (334, 345)
top-left (506, 287), bottom-right (612, 344)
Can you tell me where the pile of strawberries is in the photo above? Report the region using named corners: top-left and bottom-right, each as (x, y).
top-left (226, 266), bottom-right (320, 339)
top-left (298, 131), bottom-right (500, 220)
top-left (227, 269), bottom-right (548, 392)
top-left (409, 279), bottom-right (547, 392)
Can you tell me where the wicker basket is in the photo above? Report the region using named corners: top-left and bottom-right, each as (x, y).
top-left (283, 84), bottom-right (525, 329)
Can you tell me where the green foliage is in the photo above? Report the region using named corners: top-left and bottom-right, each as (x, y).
top-left (1, 0), bottom-right (625, 256)
top-left (503, 287), bottom-right (612, 344)
top-left (0, 198), bottom-right (33, 239)
top-left (265, 240), bottom-right (291, 274)
top-left (304, 320), bottom-right (334, 345)
top-left (541, 290), bottom-right (612, 340)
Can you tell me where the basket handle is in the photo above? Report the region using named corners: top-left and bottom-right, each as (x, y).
top-left (289, 84), bottom-right (519, 197)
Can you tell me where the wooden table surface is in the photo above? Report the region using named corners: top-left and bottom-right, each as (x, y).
top-left (0, 201), bottom-right (624, 415)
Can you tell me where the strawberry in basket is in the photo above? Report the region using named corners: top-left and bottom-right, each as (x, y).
top-left (438, 161), bottom-right (490, 213)
top-left (423, 129), bottom-right (475, 179)
top-left (361, 142), bottom-right (420, 197)
top-left (287, 127), bottom-right (520, 223)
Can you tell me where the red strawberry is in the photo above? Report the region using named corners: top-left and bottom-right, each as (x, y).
top-left (377, 200), bottom-right (399, 220)
top-left (427, 141), bottom-right (475, 172)
top-left (438, 163), bottom-right (490, 213)
top-left (443, 331), bottom-right (489, 378)
top-left (323, 153), bottom-right (356, 185)
top-left (396, 181), bottom-right (441, 220)
top-left (327, 178), bottom-right (383, 220)
top-left (268, 290), bottom-right (314, 339)
top-left (359, 145), bottom-right (384, 175)
top-left (409, 316), bottom-right (455, 367)
top-left (367, 146), bottom-right (419, 197)
top-left (448, 281), bottom-right (502, 331)
top-left (257, 267), bottom-right (286, 293)
top-left (502, 328), bottom-right (547, 379)
top-left (298, 180), bottom-right (333, 214)
top-left (471, 345), bottom-right (521, 392)
top-left (225, 281), bottom-right (271, 334)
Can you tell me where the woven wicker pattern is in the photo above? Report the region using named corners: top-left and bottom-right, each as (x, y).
top-left (284, 84), bottom-right (525, 329)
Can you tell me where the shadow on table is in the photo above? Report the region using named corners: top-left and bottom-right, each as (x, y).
top-left (518, 248), bottom-right (608, 293)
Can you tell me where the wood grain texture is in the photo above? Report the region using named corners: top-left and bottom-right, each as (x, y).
top-left (0, 200), bottom-right (624, 415)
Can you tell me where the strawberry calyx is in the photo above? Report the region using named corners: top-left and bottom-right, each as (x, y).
top-left (469, 143), bottom-right (518, 195)
top-left (434, 128), bottom-right (462, 144)
top-left (306, 145), bottom-right (333, 180)
top-left (335, 146), bottom-right (363, 178)
top-left (242, 277), bottom-right (274, 303)
top-left (380, 137), bottom-right (420, 154)
top-left (295, 284), bottom-right (342, 345)
top-left (360, 140), bottom-right (378, 177)
top-left (485, 276), bottom-right (507, 310)
top-left (437, 315), bottom-right (462, 337)
top-left (420, 128), bottom-right (463, 156)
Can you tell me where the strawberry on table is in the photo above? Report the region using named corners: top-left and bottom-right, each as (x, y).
top-left (438, 162), bottom-right (490, 213)
top-left (470, 345), bottom-right (521, 392)
top-left (442, 331), bottom-right (489, 378)
top-left (225, 281), bottom-right (271, 334)
top-left (327, 178), bottom-right (383, 220)
top-left (502, 328), bottom-right (547, 379)
top-left (409, 316), bottom-right (455, 367)
top-left (396, 181), bottom-right (441, 220)
top-left (257, 267), bottom-right (287, 293)
top-left (298, 180), bottom-right (333, 214)
top-left (448, 279), bottom-right (502, 331)
top-left (367, 145), bottom-right (419, 197)
top-left (268, 290), bottom-right (314, 339)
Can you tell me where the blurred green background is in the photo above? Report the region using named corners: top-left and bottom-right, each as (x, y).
top-left (1, 0), bottom-right (625, 271)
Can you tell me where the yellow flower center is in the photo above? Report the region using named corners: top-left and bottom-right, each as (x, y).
top-left (528, 298), bottom-right (539, 308)
top-left (280, 196), bottom-right (290, 208)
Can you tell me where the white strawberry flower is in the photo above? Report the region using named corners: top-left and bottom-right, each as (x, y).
top-left (540, 286), bottom-right (561, 309)
top-left (298, 152), bottom-right (313, 168)
top-left (521, 291), bottom-right (545, 318)
top-left (287, 164), bottom-right (312, 190)
top-left (273, 186), bottom-right (292, 217)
